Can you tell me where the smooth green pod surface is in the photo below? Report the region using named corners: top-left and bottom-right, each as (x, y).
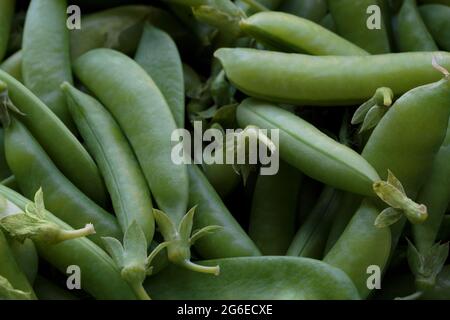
top-left (0, 0), bottom-right (15, 62)
top-left (0, 50), bottom-right (22, 82)
top-left (236, 99), bottom-right (380, 196)
top-left (135, 24), bottom-right (185, 128)
top-left (0, 185), bottom-right (137, 300)
top-left (74, 49), bottom-right (188, 222)
top-left (4, 118), bottom-right (122, 247)
top-left (216, 48), bottom-right (450, 106)
top-left (63, 83), bottom-right (154, 242)
top-left (280, 0), bottom-right (328, 22)
top-left (419, 4), bottom-right (450, 51)
top-left (22, 0), bottom-right (75, 131)
top-left (145, 256), bottom-right (360, 300)
top-left (241, 12), bottom-right (368, 55)
top-left (188, 165), bottom-right (261, 258)
top-left (8, 238), bottom-right (38, 285)
top-left (0, 70), bottom-right (107, 207)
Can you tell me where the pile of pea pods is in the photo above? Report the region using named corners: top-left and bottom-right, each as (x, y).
top-left (0, 0), bottom-right (449, 301)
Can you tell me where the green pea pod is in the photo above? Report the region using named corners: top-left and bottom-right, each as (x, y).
top-left (236, 98), bottom-right (380, 196)
top-left (62, 83), bottom-right (154, 243)
top-left (280, 0), bottom-right (328, 22)
top-left (412, 122), bottom-right (450, 253)
top-left (0, 185), bottom-right (137, 300)
top-left (237, 0), bottom-right (283, 14)
top-left (22, 0), bottom-right (75, 132)
top-left (33, 276), bottom-right (78, 300)
top-left (145, 256), bottom-right (360, 299)
top-left (70, 5), bottom-right (189, 60)
top-left (287, 187), bottom-right (342, 259)
top-left (419, 4), bottom-right (450, 51)
top-left (0, 70), bottom-right (107, 207)
top-left (215, 48), bottom-right (450, 106)
top-left (0, 229), bottom-right (36, 299)
top-left (202, 162), bottom-right (241, 198)
top-left (394, 0), bottom-right (438, 52)
top-left (135, 24), bottom-right (185, 128)
top-left (241, 12), bottom-right (368, 55)
top-left (0, 128), bottom-right (11, 180)
top-left (0, 50), bottom-right (22, 82)
top-left (188, 165), bottom-right (261, 258)
top-left (74, 48), bottom-right (188, 225)
top-left (4, 118), bottom-right (122, 247)
top-left (328, 0), bottom-right (391, 53)
top-left (249, 161), bottom-right (301, 255)
top-left (0, 0), bottom-right (14, 62)
top-left (8, 238), bottom-right (38, 285)
top-left (324, 199), bottom-right (391, 298)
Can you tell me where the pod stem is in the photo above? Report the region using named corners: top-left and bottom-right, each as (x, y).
top-left (58, 223), bottom-right (96, 241)
top-left (130, 282), bottom-right (151, 300)
top-left (181, 259), bottom-right (220, 276)
top-left (432, 56), bottom-right (450, 78)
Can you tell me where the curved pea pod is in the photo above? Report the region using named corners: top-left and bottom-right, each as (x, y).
top-left (4, 118), bottom-right (122, 247)
top-left (287, 187), bottom-right (342, 258)
top-left (0, 185), bottom-right (137, 300)
top-left (70, 5), bottom-right (189, 60)
top-left (0, 50), bottom-right (22, 82)
top-left (394, 0), bottom-right (438, 52)
top-left (324, 199), bottom-right (391, 298)
top-left (135, 24), bottom-right (185, 128)
top-left (0, 0), bottom-right (14, 62)
top-left (215, 48), bottom-right (450, 106)
top-left (145, 256), bottom-right (360, 300)
top-left (22, 0), bottom-right (75, 132)
top-left (249, 161), bottom-right (301, 255)
top-left (0, 70), bottom-right (107, 207)
top-left (74, 48), bottom-right (187, 225)
top-left (240, 12), bottom-right (369, 55)
top-left (328, 0), bottom-right (391, 54)
top-left (62, 83), bottom-right (154, 243)
top-left (280, 0), bottom-right (328, 22)
top-left (0, 128), bottom-right (11, 180)
top-left (236, 98), bottom-right (380, 196)
top-left (0, 229), bottom-right (36, 300)
top-left (8, 238), bottom-right (38, 285)
top-left (412, 122), bottom-right (450, 253)
top-left (188, 165), bottom-right (261, 258)
top-left (419, 4), bottom-right (450, 51)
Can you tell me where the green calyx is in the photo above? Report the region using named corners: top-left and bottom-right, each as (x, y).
top-left (0, 83), bottom-right (25, 127)
top-left (0, 188), bottom-right (96, 244)
top-left (153, 207), bottom-right (221, 276)
top-left (102, 221), bottom-right (171, 300)
top-left (407, 240), bottom-right (449, 292)
top-left (351, 87), bottom-right (393, 133)
top-left (0, 275), bottom-right (32, 300)
top-left (373, 170), bottom-right (428, 227)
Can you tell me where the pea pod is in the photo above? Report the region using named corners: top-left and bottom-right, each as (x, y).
top-left (0, 185), bottom-right (137, 300)
top-left (33, 276), bottom-right (78, 300)
top-left (135, 24), bottom-right (185, 128)
top-left (249, 161), bottom-right (301, 255)
top-left (327, 0), bottom-right (391, 53)
top-left (0, 128), bottom-right (11, 180)
top-left (324, 199), bottom-right (391, 298)
top-left (62, 83), bottom-right (154, 243)
top-left (215, 48), bottom-right (450, 106)
top-left (280, 0), bottom-right (328, 22)
top-left (8, 238), bottom-right (38, 285)
top-left (394, 0), bottom-right (438, 52)
top-left (22, 0), bottom-right (75, 132)
top-left (240, 12), bottom-right (368, 55)
top-left (419, 4), bottom-right (450, 51)
top-left (287, 187), bottom-right (342, 258)
top-left (0, 0), bottom-right (14, 62)
top-left (0, 229), bottom-right (36, 299)
top-left (145, 256), bottom-right (360, 300)
top-left (412, 122), bottom-right (450, 253)
top-left (4, 118), bottom-right (122, 247)
top-left (0, 70), bottom-right (107, 207)
top-left (188, 165), bottom-right (261, 258)
top-left (0, 50), bottom-right (22, 82)
top-left (236, 98), bottom-right (380, 196)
